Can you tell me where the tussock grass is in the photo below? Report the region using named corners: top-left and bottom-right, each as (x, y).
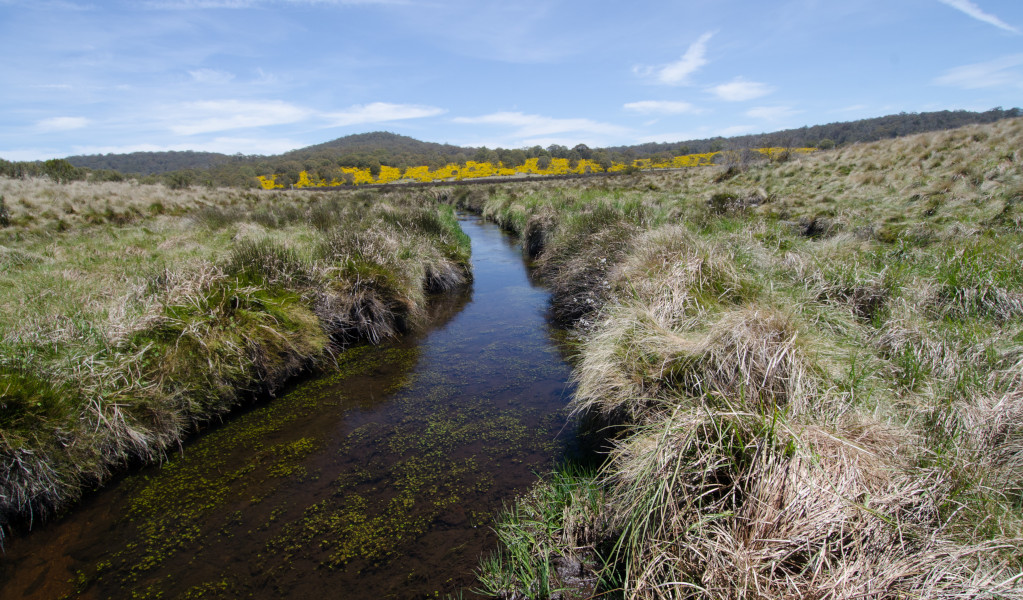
top-left (0, 180), bottom-right (471, 534)
top-left (471, 118), bottom-right (1023, 599)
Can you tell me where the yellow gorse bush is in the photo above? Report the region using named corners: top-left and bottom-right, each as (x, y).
top-left (273, 147), bottom-right (817, 188)
top-left (257, 175), bottom-right (285, 189)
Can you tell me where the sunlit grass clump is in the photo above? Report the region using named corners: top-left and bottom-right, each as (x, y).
top-left (461, 118), bottom-right (1023, 599)
top-left (0, 181), bottom-right (470, 533)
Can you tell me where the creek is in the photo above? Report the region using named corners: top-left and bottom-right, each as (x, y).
top-left (0, 214), bottom-right (577, 599)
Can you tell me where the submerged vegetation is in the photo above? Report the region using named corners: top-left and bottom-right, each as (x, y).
top-left (458, 118), bottom-right (1023, 598)
top-left (0, 179), bottom-right (470, 534)
top-left (3, 114), bottom-right (1023, 599)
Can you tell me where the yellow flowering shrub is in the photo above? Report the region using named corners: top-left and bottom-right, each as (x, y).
top-left (257, 175), bottom-right (284, 189)
top-left (340, 166), bottom-right (374, 185)
top-left (376, 165), bottom-right (402, 184)
top-left (257, 147), bottom-right (818, 187)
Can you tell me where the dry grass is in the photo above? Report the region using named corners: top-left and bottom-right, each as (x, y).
top-left (0, 180), bottom-right (470, 534)
top-left (471, 119), bottom-right (1023, 599)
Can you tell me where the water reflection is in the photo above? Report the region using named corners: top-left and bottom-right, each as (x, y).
top-left (0, 215), bottom-right (576, 600)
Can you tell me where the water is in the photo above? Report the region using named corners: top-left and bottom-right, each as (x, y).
top-left (0, 214), bottom-right (577, 599)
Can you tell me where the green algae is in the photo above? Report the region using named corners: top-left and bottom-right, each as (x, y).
top-left (66, 339), bottom-right (426, 595)
top-left (33, 215), bottom-right (579, 600)
top-left (65, 326), bottom-right (573, 594)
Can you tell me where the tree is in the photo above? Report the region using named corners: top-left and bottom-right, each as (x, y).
top-left (165, 171), bottom-right (192, 190)
top-left (42, 159), bottom-right (84, 183)
top-left (547, 144), bottom-right (569, 158)
top-left (592, 151), bottom-right (613, 171)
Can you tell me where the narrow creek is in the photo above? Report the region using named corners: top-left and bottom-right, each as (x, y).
top-left (0, 214), bottom-right (577, 599)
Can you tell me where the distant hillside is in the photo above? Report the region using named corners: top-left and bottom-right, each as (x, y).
top-left (609, 107), bottom-right (1023, 158)
top-left (283, 131), bottom-right (472, 166)
top-left (65, 150), bottom-right (237, 176)
top-left (43, 107), bottom-right (1023, 186)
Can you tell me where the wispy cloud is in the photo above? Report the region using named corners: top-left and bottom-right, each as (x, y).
top-left (834, 104), bottom-right (869, 113)
top-left (36, 116), bottom-right (91, 132)
top-left (325, 102), bottom-right (445, 127)
top-left (745, 105), bottom-right (800, 121)
top-left (709, 78), bottom-right (774, 102)
top-left (623, 100), bottom-right (701, 115)
top-left (0, 1), bottom-right (93, 10)
top-left (453, 112), bottom-right (631, 139)
top-left (161, 100), bottom-right (442, 135)
top-left (936, 0), bottom-right (1019, 33)
top-left (935, 54), bottom-right (1023, 89)
top-left (189, 68), bottom-right (235, 84)
top-left (70, 137), bottom-right (306, 156)
top-left (638, 123), bottom-right (760, 143)
top-left (143, 0), bottom-right (402, 8)
top-left (718, 124), bottom-right (759, 137)
top-left (635, 32), bottom-right (714, 85)
top-left (169, 100), bottom-right (313, 135)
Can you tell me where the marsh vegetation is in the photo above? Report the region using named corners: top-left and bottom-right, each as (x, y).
top-left (2, 116), bottom-right (1023, 600)
top-left (457, 118), bottom-right (1023, 599)
top-left (0, 180), bottom-right (471, 532)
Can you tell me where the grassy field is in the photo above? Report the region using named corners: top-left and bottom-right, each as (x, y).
top-left (451, 118), bottom-right (1023, 598)
top-left (3, 117), bottom-right (1022, 597)
top-left (0, 180), bottom-right (470, 534)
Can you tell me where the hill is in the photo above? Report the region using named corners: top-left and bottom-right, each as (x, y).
top-left (607, 106), bottom-right (1023, 157)
top-left (42, 107), bottom-right (1022, 186)
top-left (64, 150), bottom-right (239, 176)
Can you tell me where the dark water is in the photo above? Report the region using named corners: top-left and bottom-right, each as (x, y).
top-left (0, 215), bottom-right (576, 599)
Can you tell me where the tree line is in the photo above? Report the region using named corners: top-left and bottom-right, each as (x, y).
top-left (4, 107), bottom-right (1019, 189)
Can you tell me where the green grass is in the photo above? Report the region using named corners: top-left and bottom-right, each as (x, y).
top-left (467, 118), bottom-right (1023, 599)
top-left (0, 181), bottom-right (471, 533)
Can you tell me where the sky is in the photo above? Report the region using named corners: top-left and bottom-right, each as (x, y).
top-left (1, 0), bottom-right (1021, 161)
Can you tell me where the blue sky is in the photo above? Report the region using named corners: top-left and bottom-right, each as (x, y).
top-left (1, 0), bottom-right (1021, 161)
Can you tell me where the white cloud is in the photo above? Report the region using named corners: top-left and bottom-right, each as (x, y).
top-left (636, 123), bottom-right (759, 144)
top-left (71, 137), bottom-right (306, 156)
top-left (189, 68), bottom-right (235, 84)
top-left (935, 54), bottom-right (1023, 89)
top-left (1, 1), bottom-right (92, 10)
top-left (745, 106), bottom-right (801, 121)
top-left (169, 99), bottom-right (312, 135)
top-left (36, 116), bottom-right (90, 132)
top-left (144, 0), bottom-right (404, 8)
top-left (325, 102), bottom-right (445, 127)
top-left (635, 32), bottom-right (714, 85)
top-left (709, 78), bottom-right (774, 102)
top-left (453, 111), bottom-right (631, 139)
top-left (936, 0), bottom-right (1019, 33)
top-left (623, 100), bottom-right (700, 115)
top-left (0, 148), bottom-right (64, 162)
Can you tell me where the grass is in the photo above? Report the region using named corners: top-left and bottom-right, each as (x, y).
top-left (0, 180), bottom-right (471, 536)
top-left (461, 118), bottom-right (1023, 598)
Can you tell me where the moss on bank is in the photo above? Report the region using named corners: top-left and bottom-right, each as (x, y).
top-left (460, 119), bottom-right (1023, 599)
top-left (0, 184), bottom-right (471, 534)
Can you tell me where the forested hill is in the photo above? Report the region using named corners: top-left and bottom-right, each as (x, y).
top-left (609, 107), bottom-right (1023, 157)
top-left (281, 132), bottom-right (472, 169)
top-left (64, 150), bottom-right (239, 175)
top-left (53, 107), bottom-right (1023, 182)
